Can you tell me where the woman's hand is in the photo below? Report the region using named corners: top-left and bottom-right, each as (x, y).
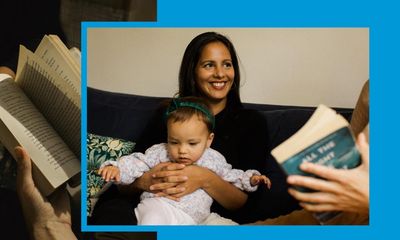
top-left (149, 164), bottom-right (206, 201)
top-left (15, 147), bottom-right (76, 240)
top-left (134, 163), bottom-right (247, 209)
top-left (154, 165), bottom-right (247, 209)
top-left (118, 162), bottom-right (186, 197)
top-left (287, 133), bottom-right (369, 214)
top-left (153, 165), bottom-right (212, 199)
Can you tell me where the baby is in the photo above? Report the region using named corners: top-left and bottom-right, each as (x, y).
top-left (99, 96), bottom-right (271, 225)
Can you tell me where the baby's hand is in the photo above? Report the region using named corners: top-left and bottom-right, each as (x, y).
top-left (250, 175), bottom-right (272, 189)
top-left (98, 165), bottom-right (121, 182)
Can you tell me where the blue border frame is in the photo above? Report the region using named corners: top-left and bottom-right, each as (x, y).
top-left (81, 0), bottom-right (399, 239)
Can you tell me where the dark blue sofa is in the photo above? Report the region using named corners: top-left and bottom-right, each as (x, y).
top-left (87, 87), bottom-right (353, 223)
top-left (87, 87), bottom-right (352, 152)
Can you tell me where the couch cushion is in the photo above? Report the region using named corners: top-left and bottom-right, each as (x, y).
top-left (259, 108), bottom-right (352, 151)
top-left (86, 133), bottom-right (135, 216)
top-left (87, 87), bottom-right (167, 141)
top-left (88, 88), bottom-right (353, 144)
top-left (261, 109), bottom-right (315, 150)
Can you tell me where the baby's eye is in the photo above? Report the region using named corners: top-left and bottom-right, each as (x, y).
top-left (189, 142), bottom-right (198, 146)
top-left (169, 141), bottom-right (178, 145)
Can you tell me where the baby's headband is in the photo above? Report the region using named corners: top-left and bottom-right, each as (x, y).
top-left (165, 98), bottom-right (215, 130)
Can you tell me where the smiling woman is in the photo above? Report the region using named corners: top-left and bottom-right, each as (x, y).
top-left (193, 41), bottom-right (235, 113)
top-left (88, 28), bottom-right (368, 108)
top-left (179, 32), bottom-right (242, 114)
top-left (90, 32), bottom-right (299, 230)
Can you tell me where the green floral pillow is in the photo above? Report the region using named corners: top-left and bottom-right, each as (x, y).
top-left (86, 133), bottom-right (135, 216)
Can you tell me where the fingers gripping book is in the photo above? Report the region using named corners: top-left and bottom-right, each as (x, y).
top-left (0, 35), bottom-right (81, 196)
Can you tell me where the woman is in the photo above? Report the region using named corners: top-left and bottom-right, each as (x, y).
top-left (92, 32), bottom-right (299, 225)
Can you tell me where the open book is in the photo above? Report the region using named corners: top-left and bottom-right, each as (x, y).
top-left (271, 104), bottom-right (361, 223)
top-left (271, 104), bottom-right (361, 191)
top-left (0, 35), bottom-right (81, 196)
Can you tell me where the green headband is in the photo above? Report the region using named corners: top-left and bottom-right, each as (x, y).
top-left (165, 98), bottom-right (215, 130)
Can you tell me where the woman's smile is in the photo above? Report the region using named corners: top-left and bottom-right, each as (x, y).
top-left (210, 81), bottom-right (227, 90)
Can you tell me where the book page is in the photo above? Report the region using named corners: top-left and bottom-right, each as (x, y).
top-left (34, 35), bottom-right (80, 95)
top-left (15, 45), bottom-right (81, 158)
top-left (49, 35), bottom-right (80, 71)
top-left (69, 47), bottom-right (81, 68)
top-left (272, 104), bottom-right (349, 163)
top-left (0, 78), bottom-right (80, 196)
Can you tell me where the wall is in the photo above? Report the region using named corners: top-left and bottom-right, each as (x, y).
top-left (87, 28), bottom-right (369, 108)
top-left (60, 0), bottom-right (157, 48)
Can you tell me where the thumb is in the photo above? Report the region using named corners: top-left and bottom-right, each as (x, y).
top-left (15, 146), bottom-right (35, 192)
top-left (14, 147), bottom-right (49, 222)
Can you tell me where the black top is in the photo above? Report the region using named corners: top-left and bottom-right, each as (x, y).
top-left (135, 102), bottom-right (299, 223)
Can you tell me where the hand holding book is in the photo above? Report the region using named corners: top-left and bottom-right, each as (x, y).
top-left (0, 35), bottom-right (81, 196)
top-left (287, 131), bottom-right (369, 215)
top-left (15, 147), bottom-right (76, 240)
top-left (271, 104), bottom-right (368, 223)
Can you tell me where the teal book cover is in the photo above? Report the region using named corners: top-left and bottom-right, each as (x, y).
top-left (282, 127), bottom-right (361, 192)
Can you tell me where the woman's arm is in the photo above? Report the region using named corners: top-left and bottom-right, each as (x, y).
top-left (350, 80), bottom-right (369, 136)
top-left (201, 167), bottom-right (248, 210)
top-left (287, 132), bottom-right (369, 214)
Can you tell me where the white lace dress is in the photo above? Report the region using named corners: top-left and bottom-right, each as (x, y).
top-left (101, 143), bottom-right (260, 224)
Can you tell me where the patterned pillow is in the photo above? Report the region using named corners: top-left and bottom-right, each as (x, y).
top-left (86, 133), bottom-right (135, 216)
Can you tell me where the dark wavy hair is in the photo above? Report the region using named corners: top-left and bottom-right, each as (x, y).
top-left (178, 32), bottom-right (242, 108)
